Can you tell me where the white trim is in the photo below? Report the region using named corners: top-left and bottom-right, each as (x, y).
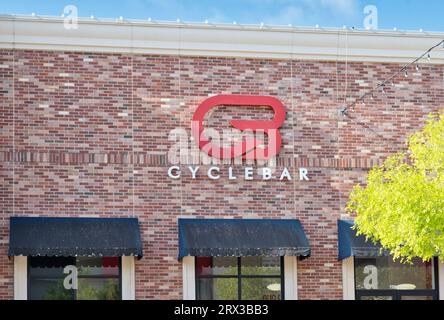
top-left (1, 15), bottom-right (444, 63)
top-left (121, 256), bottom-right (136, 300)
top-left (14, 256), bottom-right (27, 300)
top-left (342, 257), bottom-right (355, 300)
top-left (439, 260), bottom-right (444, 300)
top-left (182, 256), bottom-right (196, 300)
top-left (284, 256), bottom-right (298, 300)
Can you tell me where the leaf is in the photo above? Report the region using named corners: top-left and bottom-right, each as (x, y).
top-left (346, 111), bottom-right (444, 262)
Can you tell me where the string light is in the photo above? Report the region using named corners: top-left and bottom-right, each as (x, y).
top-left (340, 39), bottom-right (444, 117)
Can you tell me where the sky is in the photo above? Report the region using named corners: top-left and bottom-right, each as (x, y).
top-left (0, 0), bottom-right (443, 32)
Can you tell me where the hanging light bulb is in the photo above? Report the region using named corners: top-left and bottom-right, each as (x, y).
top-left (370, 93), bottom-right (374, 100)
top-left (416, 64), bottom-right (420, 71)
top-left (427, 53), bottom-right (431, 61)
top-left (404, 70), bottom-right (408, 77)
top-left (381, 85), bottom-right (385, 93)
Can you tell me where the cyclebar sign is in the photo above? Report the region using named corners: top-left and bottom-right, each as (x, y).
top-left (167, 95), bottom-right (309, 181)
top-left (192, 95), bottom-right (285, 160)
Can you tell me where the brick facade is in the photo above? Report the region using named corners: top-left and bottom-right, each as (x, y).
top-left (0, 48), bottom-right (442, 299)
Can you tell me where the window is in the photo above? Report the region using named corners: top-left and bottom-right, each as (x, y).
top-left (28, 257), bottom-right (121, 300)
top-left (354, 257), bottom-right (439, 300)
top-left (195, 257), bottom-right (284, 300)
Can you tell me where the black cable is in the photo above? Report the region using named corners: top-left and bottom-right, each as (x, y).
top-left (340, 39), bottom-right (444, 116)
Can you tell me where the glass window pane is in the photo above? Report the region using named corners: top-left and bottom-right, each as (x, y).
top-left (196, 257), bottom-right (238, 276)
top-left (29, 257), bottom-right (75, 300)
top-left (77, 278), bottom-right (120, 300)
top-left (400, 296), bottom-right (433, 300)
top-left (355, 257), bottom-right (434, 290)
top-left (241, 257), bottom-right (281, 275)
top-left (77, 257), bottom-right (119, 277)
top-left (29, 278), bottom-right (74, 300)
top-left (28, 256), bottom-right (121, 300)
top-left (197, 278), bottom-right (238, 300)
top-left (241, 278), bottom-right (282, 300)
top-left (359, 296), bottom-right (393, 300)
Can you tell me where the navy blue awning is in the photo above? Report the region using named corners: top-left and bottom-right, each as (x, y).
top-left (8, 217), bottom-right (143, 258)
top-left (178, 219), bottom-right (310, 260)
top-left (338, 220), bottom-right (387, 260)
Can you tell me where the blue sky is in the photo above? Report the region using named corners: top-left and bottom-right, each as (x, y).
top-left (1, 0), bottom-right (443, 32)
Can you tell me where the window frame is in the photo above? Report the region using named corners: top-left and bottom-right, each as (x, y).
top-left (27, 256), bottom-right (122, 300)
top-left (194, 256), bottom-right (285, 300)
top-left (354, 256), bottom-right (440, 300)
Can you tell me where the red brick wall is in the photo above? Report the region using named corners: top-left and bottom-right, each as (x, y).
top-left (0, 49), bottom-right (442, 299)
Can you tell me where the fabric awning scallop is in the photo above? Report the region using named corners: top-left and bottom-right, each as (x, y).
top-left (8, 217), bottom-right (143, 259)
top-left (338, 220), bottom-right (388, 260)
top-left (178, 219), bottom-right (311, 260)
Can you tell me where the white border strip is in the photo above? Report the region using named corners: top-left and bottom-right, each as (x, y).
top-left (1, 15), bottom-right (444, 63)
top-left (121, 256), bottom-right (136, 300)
top-left (342, 257), bottom-right (355, 300)
top-left (284, 256), bottom-right (298, 300)
top-left (14, 256), bottom-right (27, 300)
top-left (182, 256), bottom-right (196, 300)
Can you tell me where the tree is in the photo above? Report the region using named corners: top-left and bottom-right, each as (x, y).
top-left (346, 111), bottom-right (444, 262)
